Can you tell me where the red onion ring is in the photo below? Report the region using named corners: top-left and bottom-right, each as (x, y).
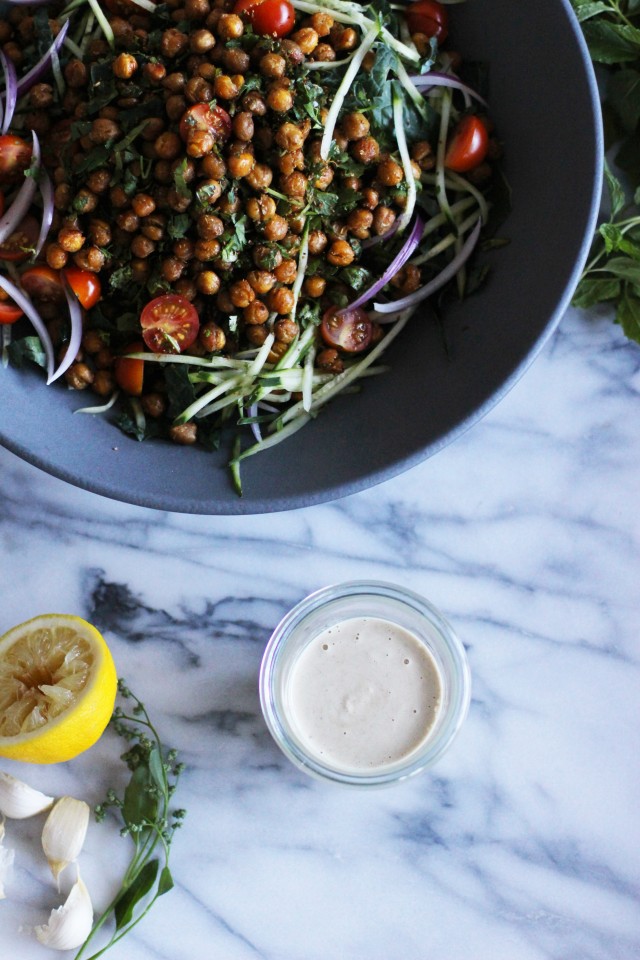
top-left (0, 130), bottom-right (40, 247)
top-left (0, 272), bottom-right (55, 380)
top-left (373, 218), bottom-right (482, 313)
top-left (408, 72), bottom-right (488, 107)
top-left (13, 19), bottom-right (69, 100)
top-left (35, 167), bottom-right (54, 259)
top-left (48, 279), bottom-right (84, 384)
top-left (349, 215), bottom-right (424, 311)
top-left (0, 49), bottom-right (18, 134)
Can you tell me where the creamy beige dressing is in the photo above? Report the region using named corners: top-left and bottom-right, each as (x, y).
top-left (287, 617), bottom-right (442, 772)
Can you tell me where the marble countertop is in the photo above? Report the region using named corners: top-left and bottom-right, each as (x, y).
top-left (0, 302), bottom-right (639, 960)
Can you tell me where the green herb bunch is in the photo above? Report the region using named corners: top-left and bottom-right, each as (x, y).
top-left (570, 0), bottom-right (640, 342)
top-left (74, 680), bottom-right (186, 960)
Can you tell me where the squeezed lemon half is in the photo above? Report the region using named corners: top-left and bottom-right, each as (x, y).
top-left (0, 614), bottom-right (117, 764)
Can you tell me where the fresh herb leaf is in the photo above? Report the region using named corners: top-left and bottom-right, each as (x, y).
top-left (7, 336), bottom-right (47, 369)
top-left (570, 1), bottom-right (640, 344)
top-left (75, 681), bottom-right (186, 960)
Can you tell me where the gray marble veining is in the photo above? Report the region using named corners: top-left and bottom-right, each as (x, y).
top-left (0, 305), bottom-right (639, 960)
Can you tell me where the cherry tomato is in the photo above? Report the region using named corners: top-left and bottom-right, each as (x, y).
top-left (320, 305), bottom-right (373, 354)
top-left (0, 296), bottom-right (24, 324)
top-left (64, 266), bottom-right (102, 309)
top-left (235, 0), bottom-right (295, 37)
top-left (444, 115), bottom-right (489, 173)
top-left (140, 294), bottom-right (200, 354)
top-left (179, 103), bottom-right (232, 144)
top-left (0, 135), bottom-right (32, 184)
top-left (405, 0), bottom-right (448, 42)
top-left (20, 265), bottom-right (65, 303)
top-left (114, 341), bottom-right (145, 396)
top-left (0, 215), bottom-right (40, 262)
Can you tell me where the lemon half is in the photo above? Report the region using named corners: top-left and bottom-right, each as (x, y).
top-left (0, 614), bottom-right (117, 764)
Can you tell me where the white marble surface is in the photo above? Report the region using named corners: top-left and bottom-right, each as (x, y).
top-left (0, 302), bottom-right (639, 960)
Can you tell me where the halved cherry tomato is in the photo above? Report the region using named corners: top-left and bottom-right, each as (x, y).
top-left (320, 305), bottom-right (373, 354)
top-left (0, 215), bottom-right (40, 262)
top-left (234, 0), bottom-right (295, 37)
top-left (114, 341), bottom-right (145, 396)
top-left (65, 266), bottom-right (102, 309)
top-left (20, 265), bottom-right (65, 303)
top-left (0, 296), bottom-right (24, 324)
top-left (444, 115), bottom-right (489, 173)
top-left (405, 0), bottom-right (448, 42)
top-left (0, 135), bottom-right (32, 184)
top-left (179, 103), bottom-right (232, 144)
top-left (140, 294), bottom-right (200, 354)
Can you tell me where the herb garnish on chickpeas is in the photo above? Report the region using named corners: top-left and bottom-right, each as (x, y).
top-left (0, 0), bottom-right (503, 493)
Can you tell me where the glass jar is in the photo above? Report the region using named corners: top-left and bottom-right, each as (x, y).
top-left (259, 580), bottom-right (471, 787)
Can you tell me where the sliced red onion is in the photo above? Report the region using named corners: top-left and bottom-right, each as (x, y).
top-left (0, 272), bottom-right (54, 380)
top-left (409, 72), bottom-right (487, 107)
top-left (48, 279), bottom-right (84, 384)
top-left (350, 215), bottom-right (424, 311)
top-left (361, 217), bottom-right (400, 250)
top-left (14, 19), bottom-right (69, 99)
top-left (0, 49), bottom-right (18, 134)
top-left (0, 130), bottom-right (40, 247)
top-left (35, 167), bottom-right (54, 258)
top-left (374, 218), bottom-right (482, 313)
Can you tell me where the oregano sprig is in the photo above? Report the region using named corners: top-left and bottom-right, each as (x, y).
top-left (74, 679), bottom-right (186, 960)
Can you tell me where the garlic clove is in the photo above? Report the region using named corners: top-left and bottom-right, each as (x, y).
top-left (41, 797), bottom-right (90, 888)
top-left (35, 871), bottom-right (93, 951)
top-left (0, 771), bottom-right (54, 819)
top-left (0, 816), bottom-right (15, 899)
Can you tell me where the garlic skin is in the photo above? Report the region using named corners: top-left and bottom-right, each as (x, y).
top-left (35, 872), bottom-right (93, 950)
top-left (42, 797), bottom-right (90, 887)
top-left (0, 771), bottom-right (54, 819)
top-left (0, 817), bottom-right (15, 899)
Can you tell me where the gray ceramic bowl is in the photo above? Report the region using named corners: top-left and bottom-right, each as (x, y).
top-left (0, 0), bottom-right (602, 514)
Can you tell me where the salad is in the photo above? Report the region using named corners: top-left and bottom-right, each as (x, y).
top-left (0, 0), bottom-right (501, 493)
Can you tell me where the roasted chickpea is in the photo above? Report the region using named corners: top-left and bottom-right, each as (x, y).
top-left (113, 52), bottom-right (138, 79)
top-left (65, 362), bottom-right (93, 390)
top-left (46, 243), bottom-right (68, 270)
top-left (154, 131), bottom-right (182, 160)
top-left (316, 348), bottom-right (344, 373)
top-left (274, 260), bottom-right (297, 284)
top-left (213, 73), bottom-right (243, 99)
top-left (291, 27), bottom-right (318, 54)
top-left (243, 300), bottom-right (269, 325)
top-left (260, 52), bottom-right (286, 78)
top-left (246, 194), bottom-right (277, 222)
top-left (313, 43), bottom-right (335, 62)
top-left (190, 27), bottom-right (215, 52)
top-left (342, 112), bottom-right (370, 141)
top-left (351, 135), bottom-right (380, 164)
top-left (57, 225), bottom-right (85, 253)
top-left (373, 206), bottom-right (396, 235)
top-left (196, 271), bottom-right (222, 296)
top-left (227, 152), bottom-right (254, 178)
top-left (303, 276), bottom-right (326, 297)
top-left (267, 286), bottom-right (295, 315)
top-left (377, 158), bottom-right (404, 186)
top-left (274, 318), bottom-right (299, 343)
top-left (327, 239), bottom-right (355, 266)
top-left (266, 86), bottom-right (293, 112)
top-left (93, 370), bottom-right (115, 397)
top-left (263, 215), bottom-right (289, 242)
top-left (199, 322), bottom-right (226, 352)
top-left (308, 230), bottom-right (328, 254)
top-left (309, 11), bottom-right (334, 35)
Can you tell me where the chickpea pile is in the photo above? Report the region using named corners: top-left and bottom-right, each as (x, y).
top-left (1, 0), bottom-right (492, 449)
